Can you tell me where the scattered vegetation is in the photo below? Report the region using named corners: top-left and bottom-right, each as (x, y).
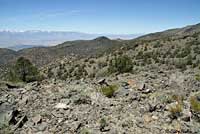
top-left (108, 55), bottom-right (133, 74)
top-left (100, 85), bottom-right (118, 98)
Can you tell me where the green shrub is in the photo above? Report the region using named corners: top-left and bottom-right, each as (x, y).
top-left (99, 118), bottom-right (108, 131)
top-left (98, 61), bottom-right (107, 69)
top-left (171, 94), bottom-right (184, 105)
top-left (169, 103), bottom-right (183, 119)
top-left (136, 51), bottom-right (144, 59)
top-left (89, 60), bottom-right (95, 64)
top-left (100, 85), bottom-right (118, 98)
top-left (190, 96), bottom-right (200, 112)
top-left (195, 74), bottom-right (200, 81)
top-left (169, 94), bottom-right (184, 119)
top-left (174, 59), bottom-right (187, 71)
top-left (108, 55), bottom-right (133, 74)
top-left (8, 57), bottom-right (41, 83)
top-left (186, 55), bottom-right (193, 65)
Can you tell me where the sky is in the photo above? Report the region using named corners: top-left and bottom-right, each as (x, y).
top-left (0, 0), bottom-right (200, 34)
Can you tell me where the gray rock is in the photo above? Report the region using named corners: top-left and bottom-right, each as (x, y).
top-left (115, 88), bottom-right (130, 97)
top-left (19, 96), bottom-right (29, 105)
top-left (0, 110), bottom-right (13, 125)
top-left (138, 83), bottom-right (145, 90)
top-left (32, 115), bottom-right (42, 125)
top-left (37, 122), bottom-right (48, 131)
top-left (13, 115), bottom-right (28, 131)
top-left (72, 95), bottom-right (91, 105)
top-left (97, 78), bottom-right (109, 86)
top-left (54, 103), bottom-right (68, 109)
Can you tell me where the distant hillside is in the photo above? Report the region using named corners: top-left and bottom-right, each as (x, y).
top-left (0, 37), bottom-right (123, 67)
top-left (0, 30), bottom-right (141, 48)
top-left (43, 23), bottom-right (200, 82)
top-left (8, 45), bottom-right (45, 51)
top-left (136, 23), bottom-right (200, 41)
top-left (0, 48), bottom-right (16, 65)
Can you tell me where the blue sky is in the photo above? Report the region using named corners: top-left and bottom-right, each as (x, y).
top-left (0, 0), bottom-right (200, 34)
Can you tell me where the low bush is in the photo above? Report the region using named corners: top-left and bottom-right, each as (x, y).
top-left (171, 94), bottom-right (184, 104)
top-left (100, 85), bottom-right (118, 98)
top-left (195, 74), bottom-right (200, 81)
top-left (108, 55), bottom-right (133, 74)
top-left (99, 118), bottom-right (108, 132)
top-left (169, 103), bottom-right (183, 119)
top-left (190, 96), bottom-right (200, 113)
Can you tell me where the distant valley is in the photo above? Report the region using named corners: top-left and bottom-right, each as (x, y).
top-left (0, 30), bottom-right (142, 49)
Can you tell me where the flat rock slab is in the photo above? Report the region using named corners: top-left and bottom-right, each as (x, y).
top-left (54, 103), bottom-right (68, 109)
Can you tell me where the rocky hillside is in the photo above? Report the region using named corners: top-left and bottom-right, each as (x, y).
top-left (1, 23), bottom-right (200, 134)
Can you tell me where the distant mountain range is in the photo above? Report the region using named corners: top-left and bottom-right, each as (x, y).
top-left (0, 30), bottom-right (142, 50)
top-left (7, 45), bottom-right (45, 51)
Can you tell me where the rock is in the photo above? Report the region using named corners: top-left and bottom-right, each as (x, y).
top-left (97, 79), bottom-right (109, 86)
top-left (152, 115), bottom-right (159, 120)
top-left (13, 115), bottom-right (28, 131)
top-left (139, 106), bottom-right (147, 114)
top-left (32, 115), bottom-right (42, 125)
top-left (72, 95), bottom-right (91, 105)
top-left (148, 103), bottom-right (157, 112)
top-left (121, 82), bottom-right (129, 87)
top-left (181, 109), bottom-right (191, 122)
top-left (143, 114), bottom-right (152, 123)
top-left (121, 82), bottom-right (129, 89)
top-left (60, 99), bottom-right (70, 105)
top-left (37, 122), bottom-right (48, 131)
top-left (100, 126), bottom-right (110, 132)
top-left (138, 83), bottom-right (145, 90)
top-left (0, 110), bottom-right (14, 125)
top-left (54, 103), bottom-right (68, 109)
top-left (6, 83), bottom-right (19, 89)
top-left (8, 110), bottom-right (20, 125)
top-left (19, 96), bottom-right (29, 105)
top-left (51, 111), bottom-right (64, 118)
top-left (196, 95), bottom-right (200, 101)
top-left (74, 122), bottom-right (83, 133)
top-left (0, 109), bottom-right (20, 126)
top-left (99, 118), bottom-right (110, 132)
top-left (115, 88), bottom-right (130, 97)
top-left (142, 88), bottom-right (152, 94)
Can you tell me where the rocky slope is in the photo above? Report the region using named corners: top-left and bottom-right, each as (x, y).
top-left (1, 69), bottom-right (200, 134)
